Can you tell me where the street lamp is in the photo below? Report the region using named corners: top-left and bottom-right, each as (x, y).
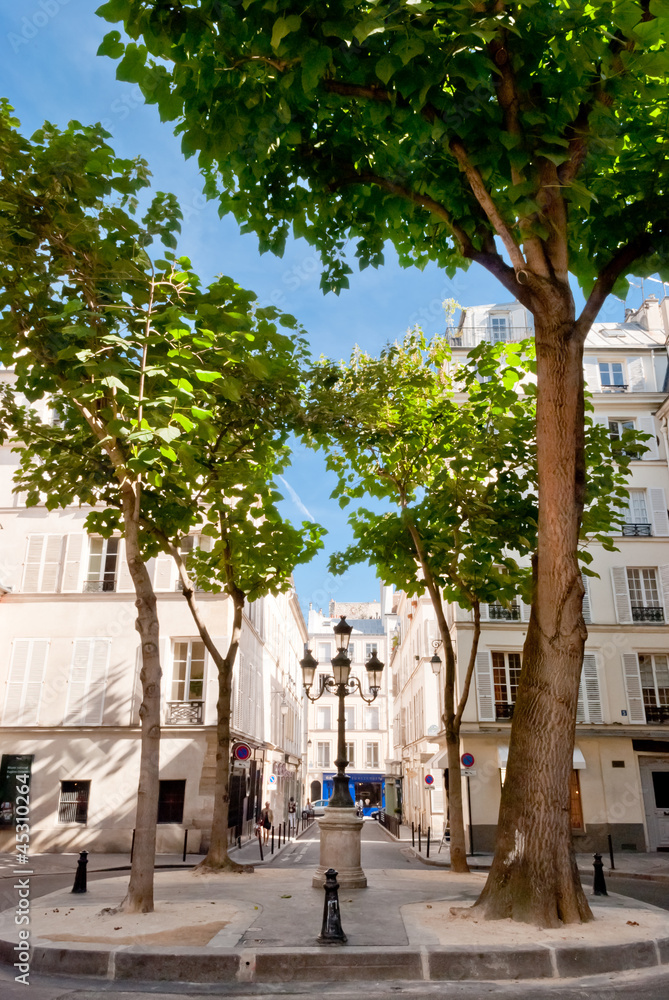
top-left (300, 616), bottom-right (385, 810)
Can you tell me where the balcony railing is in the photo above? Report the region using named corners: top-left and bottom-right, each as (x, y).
top-left (445, 327), bottom-right (533, 349)
top-left (83, 580), bottom-right (116, 593)
top-left (489, 603), bottom-right (521, 621)
top-left (600, 383), bottom-right (629, 393)
top-left (622, 523), bottom-right (652, 537)
top-left (495, 702), bottom-right (515, 720)
top-left (645, 705), bottom-right (669, 724)
top-left (631, 605), bottom-right (665, 622)
top-left (166, 700), bottom-right (204, 724)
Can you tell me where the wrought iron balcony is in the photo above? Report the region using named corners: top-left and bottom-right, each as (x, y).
top-left (631, 605), bottom-right (665, 622)
top-left (600, 383), bottom-right (629, 392)
top-left (445, 327), bottom-right (534, 348)
top-left (83, 580), bottom-right (116, 593)
top-left (495, 702), bottom-right (515, 720)
top-left (622, 523), bottom-right (652, 537)
top-left (644, 705), bottom-right (669, 724)
top-left (489, 603), bottom-right (521, 620)
top-left (166, 700), bottom-right (204, 724)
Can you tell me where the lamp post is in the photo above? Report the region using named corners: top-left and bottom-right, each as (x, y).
top-left (300, 616), bottom-right (385, 888)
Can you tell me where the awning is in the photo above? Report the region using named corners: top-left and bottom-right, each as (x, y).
top-left (425, 749), bottom-right (449, 770)
top-left (497, 745), bottom-right (586, 769)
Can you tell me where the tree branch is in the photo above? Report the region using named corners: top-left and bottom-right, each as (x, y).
top-left (324, 79), bottom-right (393, 103)
top-left (574, 229), bottom-right (658, 338)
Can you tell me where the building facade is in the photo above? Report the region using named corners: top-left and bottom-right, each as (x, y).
top-left (305, 594), bottom-right (393, 814)
top-left (392, 295), bottom-right (669, 853)
top-left (0, 377), bottom-right (307, 853)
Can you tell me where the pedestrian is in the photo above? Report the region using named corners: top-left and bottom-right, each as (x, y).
top-left (261, 801), bottom-right (273, 845)
top-left (288, 796), bottom-right (297, 835)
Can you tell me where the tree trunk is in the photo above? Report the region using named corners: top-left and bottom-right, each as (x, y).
top-left (474, 294), bottom-right (592, 926)
top-left (119, 487), bottom-right (162, 914)
top-left (198, 585), bottom-right (245, 870)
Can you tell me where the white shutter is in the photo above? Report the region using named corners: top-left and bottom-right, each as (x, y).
top-left (659, 565), bottom-right (669, 620)
top-left (40, 535), bottom-right (63, 593)
top-left (64, 640), bottom-right (91, 725)
top-left (649, 489), bottom-right (669, 536)
top-left (198, 534), bottom-right (213, 553)
top-left (582, 654), bottom-right (602, 724)
top-left (611, 567), bottom-right (632, 623)
top-left (3, 639), bottom-right (48, 725)
top-left (520, 599), bottom-right (531, 622)
top-left (475, 650), bottom-right (495, 722)
top-left (593, 413), bottom-right (609, 429)
top-left (583, 357), bottom-right (600, 391)
top-left (116, 540), bottom-right (134, 592)
top-left (86, 639), bottom-right (110, 724)
top-left (479, 603), bottom-right (489, 622)
top-left (22, 536), bottom-right (44, 592)
top-left (637, 416), bottom-right (659, 460)
top-left (576, 677), bottom-right (585, 723)
top-left (152, 552), bottom-right (173, 591)
top-left (626, 356), bottom-right (646, 392)
top-left (581, 574), bottom-right (592, 624)
top-left (622, 653), bottom-right (646, 723)
top-left (61, 534), bottom-right (84, 592)
top-left (64, 638), bottom-right (110, 725)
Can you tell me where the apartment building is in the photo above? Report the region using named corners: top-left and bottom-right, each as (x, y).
top-left (392, 295), bottom-right (669, 853)
top-left (305, 591), bottom-right (394, 814)
top-left (0, 374), bottom-right (307, 853)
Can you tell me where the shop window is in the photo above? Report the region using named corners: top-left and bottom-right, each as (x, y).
top-left (58, 780), bottom-right (90, 824)
top-left (157, 779), bottom-right (185, 824)
top-left (569, 770), bottom-right (584, 830)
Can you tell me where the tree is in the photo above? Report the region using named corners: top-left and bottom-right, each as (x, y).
top-left (307, 329), bottom-right (637, 876)
top-left (0, 104), bottom-right (320, 899)
top-left (98, 0), bottom-right (669, 924)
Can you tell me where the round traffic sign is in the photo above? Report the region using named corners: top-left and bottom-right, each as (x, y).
top-left (268, 774), bottom-right (277, 785)
top-left (461, 752), bottom-right (475, 768)
top-left (424, 774), bottom-right (435, 786)
top-left (233, 742), bottom-right (251, 761)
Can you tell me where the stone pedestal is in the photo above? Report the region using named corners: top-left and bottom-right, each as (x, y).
top-left (312, 807), bottom-right (366, 889)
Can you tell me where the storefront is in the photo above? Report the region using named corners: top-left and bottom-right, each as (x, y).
top-left (322, 772), bottom-right (385, 815)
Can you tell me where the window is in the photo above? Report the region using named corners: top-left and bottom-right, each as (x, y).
top-left (627, 568), bottom-right (664, 622)
top-left (348, 643), bottom-right (356, 663)
top-left (317, 742), bottom-right (331, 768)
top-left (85, 536), bottom-right (119, 592)
top-left (3, 640), bottom-right (48, 726)
top-left (569, 771), bottom-right (584, 830)
top-left (58, 781), bottom-right (90, 824)
top-left (599, 362), bottom-right (626, 391)
top-left (490, 316), bottom-right (508, 342)
top-left (316, 706), bottom-right (331, 730)
top-left (344, 706), bottom-right (355, 730)
top-left (365, 642), bottom-right (378, 660)
top-left (492, 651), bottom-right (522, 719)
top-left (638, 654), bottom-right (669, 723)
top-left (157, 779), bottom-right (185, 824)
top-left (171, 640), bottom-right (205, 701)
top-left (64, 639), bottom-right (110, 726)
top-left (22, 535), bottom-right (62, 593)
top-left (364, 706), bottom-right (380, 730)
top-left (345, 741), bottom-right (355, 766)
top-left (365, 742), bottom-right (380, 768)
top-left (488, 600), bottom-right (520, 621)
top-left (608, 419), bottom-right (639, 459)
top-left (318, 642), bottom-right (331, 662)
top-left (624, 490), bottom-right (651, 535)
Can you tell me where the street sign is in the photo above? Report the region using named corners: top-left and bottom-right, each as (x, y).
top-left (268, 774), bottom-right (277, 785)
top-left (424, 774), bottom-right (435, 786)
top-left (233, 742), bottom-right (252, 761)
top-left (461, 769), bottom-right (477, 777)
top-left (461, 752), bottom-right (475, 768)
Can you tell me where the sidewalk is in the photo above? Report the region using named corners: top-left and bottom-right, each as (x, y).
top-left (383, 820), bottom-right (669, 882)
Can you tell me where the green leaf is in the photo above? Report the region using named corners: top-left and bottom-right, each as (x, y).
top-left (271, 15), bottom-right (301, 51)
top-left (375, 56), bottom-right (398, 85)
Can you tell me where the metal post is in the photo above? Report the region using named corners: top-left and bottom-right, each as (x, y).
top-left (271, 826), bottom-right (275, 854)
top-left (427, 827), bottom-right (431, 858)
top-left (593, 853), bottom-right (608, 896)
top-left (71, 850), bottom-right (88, 894)
top-left (608, 833), bottom-right (615, 870)
top-left (330, 683), bottom-right (354, 808)
top-left (466, 775), bottom-right (474, 855)
top-left (418, 823), bottom-right (421, 853)
top-left (256, 827), bottom-right (264, 861)
top-left (317, 868), bottom-right (347, 944)
top-left (130, 829), bottom-right (135, 863)
top-left (182, 829), bottom-right (188, 863)
top-left (411, 821), bottom-right (415, 847)
top-left (283, 821), bottom-right (286, 845)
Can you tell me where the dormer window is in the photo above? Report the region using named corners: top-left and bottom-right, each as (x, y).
top-left (490, 316), bottom-right (508, 342)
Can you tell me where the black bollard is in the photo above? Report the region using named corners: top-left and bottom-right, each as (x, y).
top-left (411, 821), bottom-right (415, 847)
top-left (130, 828), bottom-right (135, 863)
top-left (593, 853), bottom-right (608, 896)
top-left (256, 827), bottom-right (264, 861)
top-left (182, 829), bottom-right (188, 863)
top-left (418, 823), bottom-right (422, 853)
top-left (608, 833), bottom-right (615, 871)
top-left (317, 868), bottom-right (347, 944)
top-left (72, 850), bottom-right (88, 894)
top-left (271, 826), bottom-right (275, 855)
top-left (427, 827), bottom-right (431, 858)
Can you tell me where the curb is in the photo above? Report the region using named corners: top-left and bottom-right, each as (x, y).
top-left (2, 936), bottom-right (667, 984)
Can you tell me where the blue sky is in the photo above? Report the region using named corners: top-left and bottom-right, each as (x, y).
top-left (0, 3), bottom-right (641, 615)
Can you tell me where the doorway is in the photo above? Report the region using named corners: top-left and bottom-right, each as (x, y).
top-left (639, 757), bottom-right (669, 851)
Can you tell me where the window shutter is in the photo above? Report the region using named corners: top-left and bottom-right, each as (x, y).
top-left (583, 357), bottom-right (600, 391)
top-left (520, 599), bottom-right (531, 623)
top-left (86, 639), bottom-right (110, 724)
top-left (582, 654), bottom-right (602, 724)
top-left (581, 574), bottom-right (592, 624)
top-left (626, 356), bottom-right (645, 392)
top-left (649, 489), bottom-right (669, 537)
top-left (22, 536), bottom-right (44, 592)
top-left (479, 603), bottom-right (489, 622)
top-left (61, 534), bottom-right (84, 592)
top-left (659, 565), bottom-right (669, 619)
top-left (637, 416), bottom-right (659, 460)
top-left (116, 540), bottom-right (134, 592)
top-left (64, 640), bottom-right (91, 725)
top-left (610, 567), bottom-right (632, 623)
top-left (3, 639), bottom-right (48, 725)
top-left (622, 653), bottom-right (646, 723)
top-left (39, 536), bottom-right (63, 593)
top-left (152, 552), bottom-right (173, 591)
top-left (475, 651), bottom-right (495, 722)
top-left (576, 678), bottom-right (585, 723)
top-left (198, 534), bottom-right (213, 552)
